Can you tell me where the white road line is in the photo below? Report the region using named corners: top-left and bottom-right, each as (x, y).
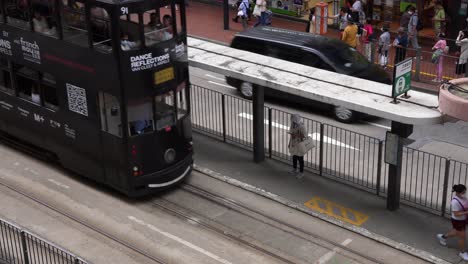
top-left (128, 216), bottom-right (233, 264)
top-left (238, 113), bottom-right (359, 150)
top-left (47, 179), bottom-right (70, 189)
top-left (362, 121), bottom-right (391, 130)
top-left (208, 81), bottom-right (236, 90)
top-left (205, 74), bottom-right (225, 81)
top-left (316, 239), bottom-right (353, 264)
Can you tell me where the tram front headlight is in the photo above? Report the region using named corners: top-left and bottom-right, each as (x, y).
top-left (164, 148), bottom-right (176, 164)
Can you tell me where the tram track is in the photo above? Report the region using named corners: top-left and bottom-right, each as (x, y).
top-left (0, 180), bottom-right (167, 264)
top-left (152, 182), bottom-right (382, 264)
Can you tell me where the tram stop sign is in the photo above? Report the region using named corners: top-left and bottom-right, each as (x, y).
top-left (392, 58), bottom-right (413, 101)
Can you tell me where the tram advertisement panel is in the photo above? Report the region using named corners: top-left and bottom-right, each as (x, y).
top-left (0, 27), bottom-right (119, 91)
top-left (121, 38), bottom-right (188, 97)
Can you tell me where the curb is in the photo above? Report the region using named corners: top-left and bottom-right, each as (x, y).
top-left (193, 164), bottom-right (452, 264)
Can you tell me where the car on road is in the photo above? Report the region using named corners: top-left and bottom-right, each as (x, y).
top-left (226, 27), bottom-right (392, 123)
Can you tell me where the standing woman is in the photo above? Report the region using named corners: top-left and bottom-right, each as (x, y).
top-left (305, 7), bottom-right (316, 34)
top-left (432, 33), bottom-right (447, 82)
top-left (437, 184), bottom-right (468, 261)
top-left (288, 114), bottom-right (307, 179)
top-left (456, 30), bottom-right (468, 75)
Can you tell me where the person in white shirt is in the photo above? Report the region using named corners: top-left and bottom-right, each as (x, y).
top-left (31, 85), bottom-right (41, 105)
top-left (350, 0), bottom-right (364, 24)
top-left (437, 184), bottom-right (468, 261)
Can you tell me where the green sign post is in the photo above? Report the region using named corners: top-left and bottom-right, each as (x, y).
top-left (392, 58), bottom-right (413, 103)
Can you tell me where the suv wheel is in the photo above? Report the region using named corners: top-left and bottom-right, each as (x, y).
top-left (334, 106), bottom-right (355, 123)
top-left (239, 82), bottom-right (253, 100)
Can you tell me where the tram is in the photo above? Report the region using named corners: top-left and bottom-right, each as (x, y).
top-left (0, 0), bottom-right (193, 197)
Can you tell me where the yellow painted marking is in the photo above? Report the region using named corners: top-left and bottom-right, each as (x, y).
top-left (304, 197), bottom-right (369, 226)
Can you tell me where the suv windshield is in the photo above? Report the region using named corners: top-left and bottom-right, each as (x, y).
top-left (324, 46), bottom-right (370, 75)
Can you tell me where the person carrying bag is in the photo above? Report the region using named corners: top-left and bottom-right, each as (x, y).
top-left (288, 114), bottom-right (314, 180)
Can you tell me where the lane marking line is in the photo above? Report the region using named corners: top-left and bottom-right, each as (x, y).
top-left (238, 113), bottom-right (359, 150)
top-left (208, 81), bottom-right (236, 90)
top-left (361, 121), bottom-right (391, 130)
top-left (205, 74), bottom-right (226, 81)
top-left (304, 197), bottom-right (369, 226)
top-left (47, 179), bottom-right (70, 189)
top-left (317, 239), bottom-right (353, 264)
top-left (128, 216), bottom-right (233, 264)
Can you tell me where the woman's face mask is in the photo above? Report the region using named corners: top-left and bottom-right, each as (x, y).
top-left (408, 11), bottom-right (413, 15)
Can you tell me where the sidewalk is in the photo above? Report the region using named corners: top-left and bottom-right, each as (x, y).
top-left (185, 1), bottom-right (463, 93)
top-left (192, 132), bottom-right (466, 264)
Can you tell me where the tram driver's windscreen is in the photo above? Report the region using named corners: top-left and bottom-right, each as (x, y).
top-left (127, 99), bottom-right (154, 136)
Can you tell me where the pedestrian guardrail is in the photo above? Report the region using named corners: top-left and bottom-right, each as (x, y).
top-left (190, 84), bottom-right (468, 217)
top-left (0, 218), bottom-right (89, 264)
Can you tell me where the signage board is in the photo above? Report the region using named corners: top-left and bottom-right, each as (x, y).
top-left (154, 67), bottom-right (174, 85)
top-left (392, 58), bottom-right (412, 99)
top-left (384, 132), bottom-right (399, 166)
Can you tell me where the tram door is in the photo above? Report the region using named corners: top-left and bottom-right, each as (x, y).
top-left (98, 91), bottom-right (127, 191)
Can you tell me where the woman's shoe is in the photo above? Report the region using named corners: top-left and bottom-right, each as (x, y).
top-left (296, 173), bottom-right (304, 180)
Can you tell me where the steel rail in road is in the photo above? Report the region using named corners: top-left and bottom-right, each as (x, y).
top-left (152, 182), bottom-right (382, 264)
top-left (0, 180), bottom-right (167, 264)
top-left (187, 37), bottom-right (441, 126)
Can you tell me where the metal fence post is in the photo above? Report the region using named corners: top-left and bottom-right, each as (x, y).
top-left (441, 159), bottom-right (451, 217)
top-left (319, 123), bottom-right (324, 176)
top-left (376, 141), bottom-right (383, 196)
top-left (20, 231), bottom-right (30, 264)
top-left (221, 94), bottom-right (226, 142)
top-left (74, 258), bottom-right (80, 264)
top-left (268, 108), bottom-right (272, 158)
top-left (414, 47), bottom-right (421, 82)
top-left (370, 41), bottom-right (376, 64)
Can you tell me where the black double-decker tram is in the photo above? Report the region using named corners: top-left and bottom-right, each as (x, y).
top-left (0, 0), bottom-right (193, 197)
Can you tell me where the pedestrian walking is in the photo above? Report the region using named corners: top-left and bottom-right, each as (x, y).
top-left (305, 7), bottom-right (316, 33)
top-left (288, 114), bottom-right (307, 180)
top-left (437, 184), bottom-right (468, 261)
top-left (432, 0), bottom-right (446, 37)
top-left (362, 18), bottom-right (375, 61)
top-left (349, 0), bottom-right (363, 25)
top-left (393, 27), bottom-right (408, 65)
top-left (432, 33), bottom-right (448, 82)
top-left (399, 5), bottom-right (412, 32)
top-left (253, 0), bottom-right (267, 27)
top-left (333, 7), bottom-right (351, 38)
top-left (233, 0), bottom-right (249, 29)
top-left (342, 18), bottom-right (358, 49)
top-left (456, 30), bottom-right (468, 75)
top-left (407, 6), bottom-right (420, 49)
top-left (378, 23), bottom-right (391, 68)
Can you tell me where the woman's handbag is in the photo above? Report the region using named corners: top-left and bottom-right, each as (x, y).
top-left (456, 61), bottom-right (467, 75)
top-left (252, 5), bottom-right (261, 16)
top-left (296, 137), bottom-right (315, 156)
top-left (431, 49), bottom-right (443, 64)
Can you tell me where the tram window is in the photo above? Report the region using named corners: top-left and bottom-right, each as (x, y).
top-left (5, 0), bottom-right (30, 29)
top-left (154, 91), bottom-right (175, 130)
top-left (98, 92), bottom-right (122, 137)
top-left (127, 99), bottom-right (154, 136)
top-left (61, 0), bottom-right (88, 48)
top-left (120, 13), bottom-right (141, 51)
top-left (0, 70), bottom-right (13, 95)
top-left (90, 5), bottom-right (112, 53)
top-left (32, 0), bottom-right (58, 38)
top-left (143, 9), bottom-right (173, 46)
top-left (174, 4), bottom-right (184, 35)
top-left (42, 85), bottom-right (58, 110)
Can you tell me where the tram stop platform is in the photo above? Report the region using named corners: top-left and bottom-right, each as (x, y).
top-left (192, 132), bottom-right (464, 264)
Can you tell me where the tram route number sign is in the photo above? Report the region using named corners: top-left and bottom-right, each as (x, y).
top-left (154, 67), bottom-right (174, 85)
top-left (392, 58), bottom-right (412, 100)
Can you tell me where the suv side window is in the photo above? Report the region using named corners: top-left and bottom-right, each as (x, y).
top-left (232, 37), bottom-right (266, 55)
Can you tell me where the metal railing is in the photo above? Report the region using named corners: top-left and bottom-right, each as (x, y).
top-left (0, 218), bottom-right (89, 264)
top-left (190, 84), bottom-right (468, 217)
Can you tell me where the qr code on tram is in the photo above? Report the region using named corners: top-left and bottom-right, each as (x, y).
top-left (66, 83), bottom-right (88, 117)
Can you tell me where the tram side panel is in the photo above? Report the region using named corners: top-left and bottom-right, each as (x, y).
top-left (0, 26), bottom-right (128, 191)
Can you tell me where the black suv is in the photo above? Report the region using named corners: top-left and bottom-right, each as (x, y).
top-left (226, 27), bottom-right (391, 122)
